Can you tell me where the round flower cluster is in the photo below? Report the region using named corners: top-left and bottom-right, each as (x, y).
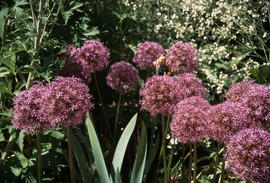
top-left (106, 61), bottom-right (140, 94)
top-left (59, 59), bottom-right (92, 83)
top-left (208, 101), bottom-right (252, 143)
top-left (166, 41), bottom-right (198, 74)
top-left (173, 73), bottom-right (206, 100)
top-left (77, 40), bottom-right (110, 72)
top-left (133, 41), bottom-right (164, 70)
top-left (225, 80), bottom-right (259, 102)
top-left (240, 84), bottom-right (270, 130)
top-left (226, 128), bottom-right (270, 183)
top-left (140, 75), bottom-right (183, 116)
top-left (11, 83), bottom-right (50, 133)
top-left (41, 77), bottom-right (94, 127)
top-left (170, 97), bottom-right (210, 143)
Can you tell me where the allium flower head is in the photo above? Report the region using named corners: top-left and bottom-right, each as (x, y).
top-left (240, 84), bottom-right (270, 130)
top-left (64, 44), bottom-right (78, 57)
top-left (166, 41), bottom-right (198, 73)
top-left (140, 75), bottom-right (183, 116)
top-left (41, 77), bottom-right (93, 127)
top-left (171, 97), bottom-right (210, 143)
top-left (226, 128), bottom-right (270, 183)
top-left (11, 82), bottom-right (49, 133)
top-left (173, 73), bottom-right (206, 100)
top-left (133, 41), bottom-right (164, 70)
top-left (78, 40), bottom-right (110, 72)
top-left (225, 80), bottom-right (259, 102)
top-left (208, 101), bottom-right (252, 143)
top-left (106, 61), bottom-right (139, 94)
top-left (59, 59), bottom-right (92, 83)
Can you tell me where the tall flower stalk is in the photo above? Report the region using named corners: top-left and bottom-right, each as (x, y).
top-left (161, 115), bottom-right (168, 183)
top-left (66, 128), bottom-right (75, 183)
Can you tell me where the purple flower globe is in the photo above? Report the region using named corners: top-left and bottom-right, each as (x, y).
top-left (240, 84), bottom-right (270, 130)
top-left (225, 80), bottom-right (259, 102)
top-left (11, 83), bottom-right (50, 133)
top-left (140, 75), bottom-right (183, 116)
top-left (60, 59), bottom-right (92, 83)
top-left (77, 40), bottom-right (110, 72)
top-left (59, 44), bottom-right (92, 83)
top-left (41, 77), bottom-right (94, 127)
top-left (106, 61), bottom-right (140, 94)
top-left (170, 97), bottom-right (210, 143)
top-left (133, 41), bottom-right (164, 70)
top-left (173, 73), bottom-right (206, 100)
top-left (208, 101), bottom-right (252, 143)
top-left (166, 41), bottom-right (198, 73)
top-left (226, 128), bottom-right (270, 183)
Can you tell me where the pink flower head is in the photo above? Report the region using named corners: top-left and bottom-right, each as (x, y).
top-left (208, 101), bottom-right (252, 143)
top-left (64, 44), bottom-right (78, 57)
top-left (106, 61), bottom-right (139, 94)
top-left (11, 82), bottom-right (50, 133)
top-left (133, 41), bottom-right (164, 70)
top-left (240, 84), bottom-right (270, 130)
top-left (173, 73), bottom-right (206, 100)
top-left (226, 128), bottom-right (270, 183)
top-left (166, 41), bottom-right (198, 73)
top-left (225, 80), bottom-right (259, 102)
top-left (78, 40), bottom-right (110, 72)
top-left (41, 77), bottom-right (94, 127)
top-left (171, 97), bottom-right (210, 143)
top-left (140, 75), bottom-right (182, 116)
top-left (59, 44), bottom-right (92, 83)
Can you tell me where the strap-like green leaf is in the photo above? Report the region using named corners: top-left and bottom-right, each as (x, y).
top-left (69, 130), bottom-right (93, 183)
top-left (112, 113), bottom-right (137, 174)
top-left (85, 113), bottom-right (110, 183)
top-left (130, 121), bottom-right (148, 183)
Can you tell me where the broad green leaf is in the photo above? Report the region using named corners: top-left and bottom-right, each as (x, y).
top-left (83, 27), bottom-right (100, 36)
top-left (130, 121), bottom-right (147, 183)
top-left (85, 113), bottom-right (110, 183)
top-left (0, 131), bottom-right (5, 142)
top-left (10, 166), bottom-right (21, 176)
top-left (0, 7), bottom-right (9, 39)
top-left (16, 131), bottom-right (25, 152)
top-left (112, 113), bottom-right (137, 173)
top-left (69, 130), bottom-right (93, 183)
top-left (114, 168), bottom-right (122, 183)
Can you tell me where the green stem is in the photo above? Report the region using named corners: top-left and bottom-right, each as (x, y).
top-left (167, 143), bottom-right (175, 182)
top-left (66, 128), bottom-right (75, 183)
top-left (212, 143), bottom-right (221, 183)
top-left (193, 143), bottom-right (197, 183)
top-left (113, 94), bottom-right (122, 141)
top-left (36, 133), bottom-right (42, 183)
top-left (188, 143), bottom-right (192, 183)
top-left (26, 0), bottom-right (44, 89)
top-left (181, 144), bottom-right (187, 181)
top-left (161, 115), bottom-right (168, 183)
top-left (220, 157), bottom-right (225, 183)
top-left (93, 73), bottom-right (111, 139)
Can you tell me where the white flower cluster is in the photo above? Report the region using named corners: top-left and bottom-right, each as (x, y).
top-left (122, 0), bottom-right (269, 94)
